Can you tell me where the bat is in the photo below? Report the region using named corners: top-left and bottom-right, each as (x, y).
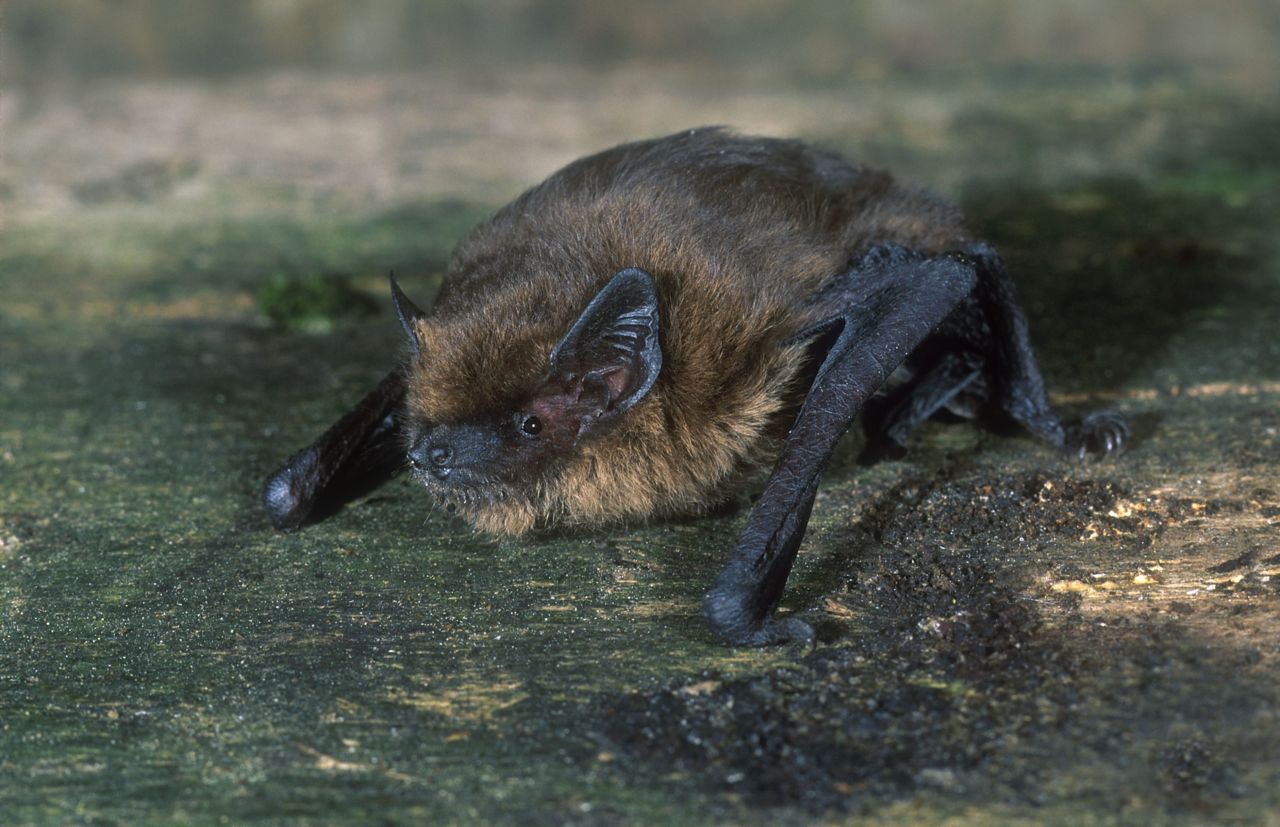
top-left (262, 128), bottom-right (1127, 646)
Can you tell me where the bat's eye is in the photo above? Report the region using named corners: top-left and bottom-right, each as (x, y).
top-left (517, 413), bottom-right (543, 437)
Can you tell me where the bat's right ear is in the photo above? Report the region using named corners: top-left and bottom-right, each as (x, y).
top-left (389, 273), bottom-right (426, 354)
top-left (550, 267), bottom-right (662, 419)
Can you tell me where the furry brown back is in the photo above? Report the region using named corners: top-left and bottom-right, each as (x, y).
top-left (403, 127), bottom-right (968, 533)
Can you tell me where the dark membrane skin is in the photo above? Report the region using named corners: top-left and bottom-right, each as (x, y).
top-left (263, 128), bottom-right (1127, 646)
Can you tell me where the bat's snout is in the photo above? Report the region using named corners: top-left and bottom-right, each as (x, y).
top-left (408, 424), bottom-right (501, 482)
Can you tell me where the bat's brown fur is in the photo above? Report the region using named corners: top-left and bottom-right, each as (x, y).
top-left (403, 127), bottom-right (968, 534)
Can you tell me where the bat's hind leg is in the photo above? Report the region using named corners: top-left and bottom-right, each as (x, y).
top-left (704, 241), bottom-right (1129, 646)
top-left (859, 351), bottom-right (984, 462)
top-left (965, 241), bottom-right (1128, 458)
top-left (705, 244), bottom-right (979, 645)
top-left (857, 241), bottom-right (1127, 462)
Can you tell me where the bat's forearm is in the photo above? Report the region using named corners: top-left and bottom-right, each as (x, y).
top-left (263, 367), bottom-right (408, 530)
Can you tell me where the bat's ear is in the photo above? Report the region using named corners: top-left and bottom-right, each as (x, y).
top-left (550, 267), bottom-right (662, 418)
top-left (389, 273), bottom-right (426, 354)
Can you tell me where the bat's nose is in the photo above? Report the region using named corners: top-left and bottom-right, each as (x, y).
top-left (409, 425), bottom-right (499, 481)
top-left (408, 438), bottom-right (452, 478)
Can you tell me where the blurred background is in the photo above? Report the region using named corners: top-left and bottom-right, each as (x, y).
top-left (4, 0), bottom-right (1278, 220)
top-left (9, 0), bottom-right (1277, 80)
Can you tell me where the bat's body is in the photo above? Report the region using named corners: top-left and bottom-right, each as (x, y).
top-left (264, 128), bottom-right (1125, 645)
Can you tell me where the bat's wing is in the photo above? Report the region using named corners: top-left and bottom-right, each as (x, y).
top-left (263, 368), bottom-right (407, 530)
top-left (704, 244), bottom-right (977, 645)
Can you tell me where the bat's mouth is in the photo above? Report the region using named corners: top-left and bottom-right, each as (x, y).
top-left (409, 462), bottom-right (494, 489)
top-left (410, 465), bottom-right (518, 513)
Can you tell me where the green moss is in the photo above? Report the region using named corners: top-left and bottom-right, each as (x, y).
top-left (256, 272), bottom-right (378, 333)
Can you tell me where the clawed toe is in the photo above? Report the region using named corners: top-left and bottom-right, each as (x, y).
top-left (1067, 409), bottom-right (1129, 458)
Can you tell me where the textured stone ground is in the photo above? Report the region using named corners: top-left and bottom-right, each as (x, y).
top-left (2, 49), bottom-right (1278, 825)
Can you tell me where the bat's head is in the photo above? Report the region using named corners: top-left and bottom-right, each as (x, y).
top-left (390, 269), bottom-right (662, 533)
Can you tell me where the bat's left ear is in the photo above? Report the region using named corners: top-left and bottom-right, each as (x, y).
top-left (550, 267), bottom-right (662, 418)
top-left (389, 273), bottom-right (427, 355)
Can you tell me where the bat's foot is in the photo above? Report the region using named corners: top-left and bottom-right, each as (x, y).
top-left (1065, 409), bottom-right (1128, 459)
top-left (704, 587), bottom-right (815, 647)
